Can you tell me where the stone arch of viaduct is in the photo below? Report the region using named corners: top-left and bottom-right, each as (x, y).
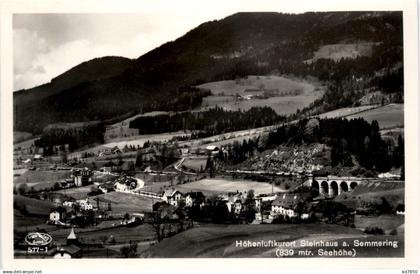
top-left (310, 177), bottom-right (361, 198)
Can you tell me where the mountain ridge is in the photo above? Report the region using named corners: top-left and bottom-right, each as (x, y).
top-left (13, 11), bottom-right (403, 134)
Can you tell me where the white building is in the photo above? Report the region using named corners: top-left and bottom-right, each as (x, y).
top-left (76, 199), bottom-right (93, 211)
top-left (185, 192), bottom-right (205, 207)
top-left (63, 200), bottom-right (75, 207)
top-left (162, 189), bottom-right (184, 207)
top-left (49, 208), bottom-right (66, 222)
top-left (270, 193), bottom-right (311, 219)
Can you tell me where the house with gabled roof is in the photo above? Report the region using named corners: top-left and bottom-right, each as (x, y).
top-left (185, 192), bottom-right (205, 207)
top-left (162, 189), bottom-right (184, 207)
top-left (270, 192), bottom-right (312, 219)
top-left (49, 207), bottom-right (67, 223)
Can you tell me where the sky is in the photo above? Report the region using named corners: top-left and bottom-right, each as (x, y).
top-left (13, 12), bottom-right (229, 90)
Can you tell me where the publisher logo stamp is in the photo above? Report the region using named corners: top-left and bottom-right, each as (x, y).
top-left (24, 232), bottom-right (52, 246)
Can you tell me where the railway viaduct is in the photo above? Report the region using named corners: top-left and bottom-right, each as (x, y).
top-left (306, 176), bottom-right (364, 198)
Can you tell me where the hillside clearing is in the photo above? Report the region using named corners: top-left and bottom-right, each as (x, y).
top-left (198, 75), bottom-right (324, 115)
top-left (14, 195), bottom-right (56, 216)
top-left (14, 170), bottom-right (71, 185)
top-left (317, 105), bottom-right (380, 119)
top-left (305, 43), bottom-right (377, 63)
top-left (346, 104), bottom-right (403, 129)
top-left (54, 185), bottom-right (93, 200)
top-left (95, 191), bottom-right (154, 213)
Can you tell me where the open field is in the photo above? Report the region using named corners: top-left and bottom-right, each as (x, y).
top-left (175, 178), bottom-right (282, 196)
top-left (380, 127), bottom-right (404, 137)
top-left (14, 195), bottom-right (56, 216)
top-left (346, 104), bottom-right (403, 129)
top-left (354, 214), bottom-right (404, 234)
top-left (14, 170), bottom-right (71, 185)
top-left (305, 43), bottom-right (376, 63)
top-left (198, 75), bottom-right (324, 115)
top-left (198, 75), bottom-right (319, 96)
top-left (70, 131), bottom-right (189, 159)
top-left (103, 131), bottom-right (189, 149)
top-left (202, 95), bottom-right (321, 115)
top-left (13, 137), bottom-right (39, 151)
top-left (95, 191), bottom-right (154, 213)
top-left (47, 224), bottom-right (156, 247)
top-left (317, 105), bottom-right (380, 119)
top-left (141, 223), bottom-right (402, 258)
top-left (54, 185), bottom-right (93, 200)
top-left (142, 181), bottom-right (171, 193)
top-left (14, 210), bottom-right (48, 229)
top-left (182, 157), bottom-right (208, 172)
top-left (14, 131), bottom-right (34, 144)
top-left (336, 186), bottom-right (404, 210)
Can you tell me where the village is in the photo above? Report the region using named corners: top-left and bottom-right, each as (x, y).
top-left (13, 137), bottom-right (405, 258)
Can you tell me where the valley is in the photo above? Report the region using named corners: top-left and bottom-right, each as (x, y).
top-left (12, 11), bottom-right (404, 259)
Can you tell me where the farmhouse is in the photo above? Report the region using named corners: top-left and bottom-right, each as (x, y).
top-left (224, 193), bottom-right (243, 213)
top-left (49, 207), bottom-right (67, 223)
top-left (72, 168), bottom-right (93, 187)
top-left (76, 199), bottom-right (94, 211)
top-left (254, 197), bottom-right (262, 212)
top-left (206, 145), bottom-right (220, 155)
top-left (62, 197), bottom-right (76, 207)
top-left (233, 200), bottom-right (243, 215)
top-left (99, 182), bottom-right (115, 193)
top-left (162, 189), bottom-right (184, 207)
top-left (270, 193), bottom-right (312, 219)
top-left (114, 181), bottom-right (129, 192)
top-left (33, 154), bottom-right (43, 161)
top-left (396, 204), bottom-right (405, 215)
top-left (185, 192), bottom-right (205, 207)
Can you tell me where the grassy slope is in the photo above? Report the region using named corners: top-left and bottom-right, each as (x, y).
top-left (14, 170), bottom-right (71, 185)
top-left (346, 103), bottom-right (403, 129)
top-left (14, 195), bottom-right (56, 216)
top-left (336, 187), bottom-right (404, 210)
top-left (317, 105), bottom-right (379, 119)
top-left (175, 178), bottom-right (282, 196)
top-left (95, 192), bottom-right (154, 213)
top-left (198, 75), bottom-right (323, 115)
top-left (310, 43), bottom-right (375, 62)
top-left (141, 223), bottom-right (372, 258)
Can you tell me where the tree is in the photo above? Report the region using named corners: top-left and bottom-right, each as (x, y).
top-left (53, 182), bottom-right (61, 191)
top-left (120, 240), bottom-right (138, 258)
top-left (205, 156), bottom-right (215, 178)
top-left (17, 183), bottom-right (28, 195)
top-left (61, 150), bottom-right (68, 164)
top-left (151, 205), bottom-right (171, 242)
top-left (242, 189), bottom-right (256, 223)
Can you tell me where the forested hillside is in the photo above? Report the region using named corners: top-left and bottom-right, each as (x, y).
top-left (14, 11), bottom-right (403, 134)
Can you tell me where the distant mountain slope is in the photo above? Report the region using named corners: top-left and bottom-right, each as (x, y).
top-left (14, 56), bottom-right (134, 106)
top-left (14, 11), bottom-right (403, 134)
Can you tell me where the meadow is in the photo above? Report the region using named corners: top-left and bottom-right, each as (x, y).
top-left (95, 191), bottom-right (154, 213)
top-left (175, 178), bottom-right (282, 196)
top-left (181, 157), bottom-right (208, 172)
top-left (346, 104), bottom-right (403, 129)
top-left (306, 43), bottom-right (376, 63)
top-left (198, 75), bottom-right (324, 115)
top-left (140, 223), bottom-right (403, 258)
top-left (317, 105), bottom-right (379, 119)
top-left (14, 170), bottom-right (71, 185)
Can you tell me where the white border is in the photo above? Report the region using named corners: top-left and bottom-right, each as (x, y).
top-left (1, 0), bottom-right (419, 272)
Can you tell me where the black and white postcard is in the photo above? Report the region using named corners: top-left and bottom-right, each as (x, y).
top-left (1, 0), bottom-right (419, 273)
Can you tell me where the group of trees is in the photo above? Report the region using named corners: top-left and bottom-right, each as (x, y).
top-left (35, 124), bottom-right (105, 152)
top-left (129, 106), bottom-right (284, 135)
top-left (217, 118), bottom-right (404, 174)
top-left (187, 191), bottom-right (257, 224)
